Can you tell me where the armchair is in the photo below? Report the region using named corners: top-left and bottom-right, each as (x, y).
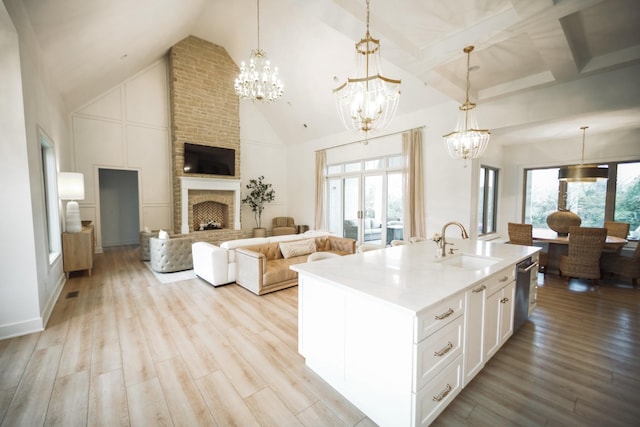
top-left (601, 243), bottom-right (640, 287)
top-left (559, 226), bottom-right (606, 286)
top-left (149, 235), bottom-right (194, 273)
top-left (272, 217), bottom-right (297, 236)
top-left (508, 222), bottom-right (548, 272)
top-left (603, 221), bottom-right (630, 254)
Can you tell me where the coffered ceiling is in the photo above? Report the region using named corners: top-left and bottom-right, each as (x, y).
top-left (17, 0), bottom-right (640, 145)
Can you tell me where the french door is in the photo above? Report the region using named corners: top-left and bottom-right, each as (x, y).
top-left (327, 159), bottom-right (403, 246)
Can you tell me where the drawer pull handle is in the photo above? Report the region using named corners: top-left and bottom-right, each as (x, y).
top-left (434, 308), bottom-right (454, 320)
top-left (500, 297), bottom-right (509, 303)
top-left (472, 285), bottom-right (486, 293)
top-left (499, 276), bottom-right (509, 283)
top-left (432, 384), bottom-right (452, 402)
top-left (434, 342), bottom-right (454, 357)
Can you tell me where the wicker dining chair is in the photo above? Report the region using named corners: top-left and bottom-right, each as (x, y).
top-left (600, 243), bottom-right (640, 287)
top-left (507, 222), bottom-right (548, 272)
top-left (603, 221), bottom-right (630, 254)
top-left (559, 226), bottom-right (607, 286)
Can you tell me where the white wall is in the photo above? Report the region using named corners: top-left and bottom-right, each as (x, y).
top-left (239, 102), bottom-right (289, 232)
top-left (1, 0), bottom-right (70, 338)
top-left (70, 59), bottom-right (171, 250)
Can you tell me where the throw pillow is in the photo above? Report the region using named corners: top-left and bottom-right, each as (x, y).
top-left (158, 230), bottom-right (169, 239)
top-left (279, 239), bottom-right (317, 259)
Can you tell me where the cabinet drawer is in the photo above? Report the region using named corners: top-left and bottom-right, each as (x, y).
top-left (412, 354), bottom-right (462, 426)
top-left (485, 266), bottom-right (515, 295)
top-left (415, 293), bottom-right (464, 343)
top-left (414, 315), bottom-right (463, 391)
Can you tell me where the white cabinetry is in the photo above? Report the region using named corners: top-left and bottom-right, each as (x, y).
top-left (484, 267), bottom-right (516, 360)
top-left (298, 276), bottom-right (466, 427)
top-left (462, 282), bottom-right (486, 386)
top-left (295, 241), bottom-right (535, 427)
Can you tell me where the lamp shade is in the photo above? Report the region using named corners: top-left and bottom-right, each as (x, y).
top-left (558, 165), bottom-right (609, 182)
top-left (58, 172), bottom-right (85, 200)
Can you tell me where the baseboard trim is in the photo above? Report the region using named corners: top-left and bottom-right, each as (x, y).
top-left (41, 272), bottom-right (66, 329)
top-left (0, 273), bottom-right (64, 340)
top-left (0, 317), bottom-right (44, 340)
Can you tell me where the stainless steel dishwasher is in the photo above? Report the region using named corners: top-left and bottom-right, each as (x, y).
top-left (514, 257), bottom-right (537, 332)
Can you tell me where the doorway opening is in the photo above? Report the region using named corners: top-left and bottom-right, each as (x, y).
top-left (99, 169), bottom-right (140, 247)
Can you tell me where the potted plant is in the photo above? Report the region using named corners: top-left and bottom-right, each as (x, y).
top-left (242, 175), bottom-right (276, 237)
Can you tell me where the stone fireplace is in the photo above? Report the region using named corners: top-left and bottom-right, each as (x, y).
top-left (169, 36), bottom-right (241, 237)
top-left (180, 177), bottom-right (241, 234)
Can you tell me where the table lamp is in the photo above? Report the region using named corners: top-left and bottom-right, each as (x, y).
top-left (58, 172), bottom-right (85, 233)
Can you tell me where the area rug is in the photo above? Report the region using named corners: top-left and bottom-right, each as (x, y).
top-left (144, 262), bottom-right (196, 284)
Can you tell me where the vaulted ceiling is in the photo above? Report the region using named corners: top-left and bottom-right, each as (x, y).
top-left (19, 0), bottom-right (640, 146)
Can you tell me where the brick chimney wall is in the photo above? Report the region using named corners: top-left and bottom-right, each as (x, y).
top-left (168, 35), bottom-right (240, 233)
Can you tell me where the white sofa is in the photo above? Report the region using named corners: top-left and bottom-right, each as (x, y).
top-left (192, 231), bottom-right (333, 287)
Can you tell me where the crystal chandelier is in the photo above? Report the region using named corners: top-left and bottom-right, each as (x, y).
top-left (443, 46), bottom-right (490, 161)
top-left (234, 0), bottom-right (283, 103)
top-left (558, 126), bottom-right (608, 182)
top-left (333, 0), bottom-right (401, 135)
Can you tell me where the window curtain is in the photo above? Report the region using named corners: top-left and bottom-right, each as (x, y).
top-left (402, 128), bottom-right (425, 239)
top-left (314, 150), bottom-right (327, 230)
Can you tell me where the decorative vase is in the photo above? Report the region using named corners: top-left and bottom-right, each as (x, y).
top-left (252, 227), bottom-right (267, 238)
top-left (546, 209), bottom-right (581, 236)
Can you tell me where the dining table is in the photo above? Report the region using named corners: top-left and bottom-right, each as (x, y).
top-left (532, 228), bottom-right (628, 273)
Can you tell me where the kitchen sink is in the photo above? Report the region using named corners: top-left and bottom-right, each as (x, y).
top-left (436, 253), bottom-right (502, 270)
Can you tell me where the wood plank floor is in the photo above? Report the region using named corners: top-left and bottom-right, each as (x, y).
top-left (1, 245), bottom-right (638, 426)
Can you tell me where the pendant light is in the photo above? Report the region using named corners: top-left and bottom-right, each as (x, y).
top-left (442, 46), bottom-right (490, 162)
top-left (558, 126), bottom-right (608, 182)
top-left (333, 0), bottom-right (401, 136)
top-left (234, 0), bottom-right (284, 103)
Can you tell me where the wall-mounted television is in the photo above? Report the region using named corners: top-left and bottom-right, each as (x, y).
top-left (183, 143), bottom-right (235, 176)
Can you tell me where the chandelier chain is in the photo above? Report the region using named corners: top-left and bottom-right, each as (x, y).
top-left (465, 47), bottom-right (471, 105)
top-left (580, 126), bottom-right (588, 165)
top-left (256, 0), bottom-right (260, 50)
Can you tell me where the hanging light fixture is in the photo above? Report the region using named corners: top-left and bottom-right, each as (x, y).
top-left (333, 0), bottom-right (401, 135)
top-left (234, 0), bottom-right (283, 103)
top-left (443, 46), bottom-right (490, 161)
top-left (558, 126), bottom-right (608, 182)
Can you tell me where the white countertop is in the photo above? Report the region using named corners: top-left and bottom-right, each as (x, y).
top-left (291, 239), bottom-right (539, 315)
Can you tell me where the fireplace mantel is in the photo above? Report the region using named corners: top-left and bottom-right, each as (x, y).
top-left (180, 177), bottom-right (241, 234)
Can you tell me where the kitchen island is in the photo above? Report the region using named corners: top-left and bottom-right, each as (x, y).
top-left (291, 238), bottom-right (539, 426)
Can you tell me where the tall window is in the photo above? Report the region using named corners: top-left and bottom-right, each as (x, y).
top-left (478, 165), bottom-right (498, 235)
top-left (524, 161), bottom-right (640, 233)
top-left (40, 129), bottom-right (61, 262)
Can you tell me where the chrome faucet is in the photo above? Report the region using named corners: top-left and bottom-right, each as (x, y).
top-left (440, 221), bottom-right (470, 257)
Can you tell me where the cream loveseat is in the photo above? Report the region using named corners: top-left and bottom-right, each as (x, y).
top-left (192, 231), bottom-right (334, 288)
top-left (235, 235), bottom-right (356, 295)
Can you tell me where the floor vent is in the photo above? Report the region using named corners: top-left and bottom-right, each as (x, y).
top-left (66, 291), bottom-right (80, 299)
